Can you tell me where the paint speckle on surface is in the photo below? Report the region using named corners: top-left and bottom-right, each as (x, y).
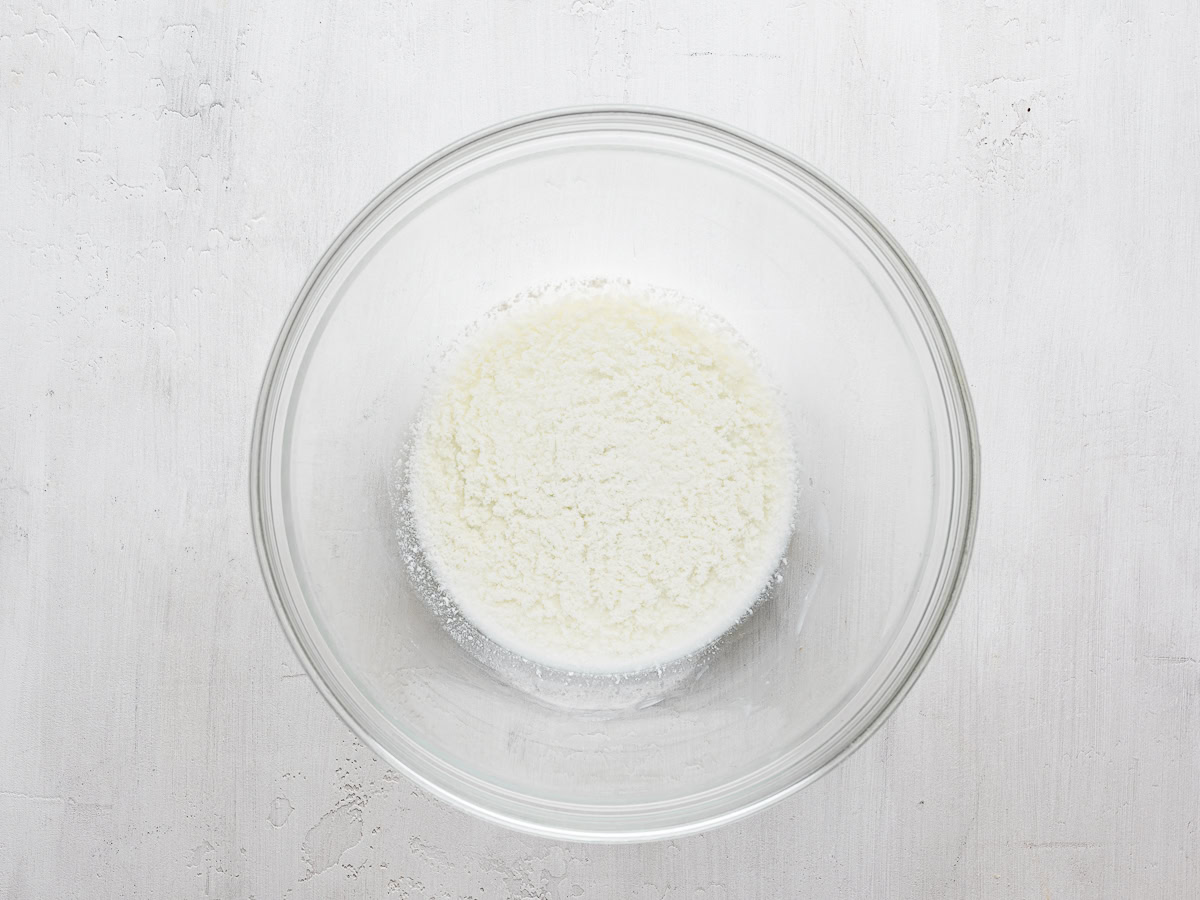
top-left (269, 797), bottom-right (294, 828)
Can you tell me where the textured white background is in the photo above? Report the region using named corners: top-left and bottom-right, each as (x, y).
top-left (2, 0), bottom-right (1199, 896)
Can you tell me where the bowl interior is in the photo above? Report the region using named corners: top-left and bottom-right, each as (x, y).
top-left (255, 111), bottom-right (975, 839)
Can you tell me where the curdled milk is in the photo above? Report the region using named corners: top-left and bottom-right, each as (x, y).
top-left (407, 285), bottom-right (796, 672)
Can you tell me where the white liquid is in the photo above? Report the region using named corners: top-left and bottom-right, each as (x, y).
top-left (407, 284), bottom-right (796, 672)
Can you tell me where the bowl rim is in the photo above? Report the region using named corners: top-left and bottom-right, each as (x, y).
top-left (250, 104), bottom-right (980, 842)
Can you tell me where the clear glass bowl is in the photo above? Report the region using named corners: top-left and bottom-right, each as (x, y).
top-left (251, 108), bottom-right (979, 841)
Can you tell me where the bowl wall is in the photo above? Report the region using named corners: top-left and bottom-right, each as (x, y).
top-left (253, 109), bottom-right (978, 840)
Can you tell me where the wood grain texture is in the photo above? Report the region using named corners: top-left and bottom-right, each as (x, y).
top-left (2, 0), bottom-right (1197, 896)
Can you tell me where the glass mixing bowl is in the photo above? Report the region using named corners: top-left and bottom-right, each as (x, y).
top-left (251, 108), bottom-right (979, 841)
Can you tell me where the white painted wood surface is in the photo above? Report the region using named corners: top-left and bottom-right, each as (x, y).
top-left (2, 0), bottom-right (1198, 895)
